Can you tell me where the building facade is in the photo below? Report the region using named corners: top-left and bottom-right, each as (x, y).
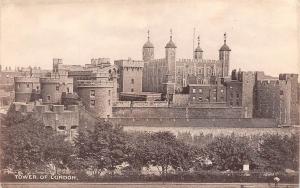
top-left (142, 32), bottom-right (231, 95)
top-left (114, 58), bottom-right (144, 94)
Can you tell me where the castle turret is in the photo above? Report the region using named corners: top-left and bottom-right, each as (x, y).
top-left (219, 33), bottom-right (231, 77)
top-left (14, 77), bottom-right (40, 103)
top-left (194, 36), bottom-right (203, 60)
top-left (142, 30), bottom-right (154, 62)
top-left (165, 29), bottom-right (177, 82)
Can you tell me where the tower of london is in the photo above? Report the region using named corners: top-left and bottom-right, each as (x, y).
top-left (0, 30), bottom-right (299, 140)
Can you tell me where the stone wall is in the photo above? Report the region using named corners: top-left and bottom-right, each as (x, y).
top-left (109, 117), bottom-right (276, 128)
top-left (11, 103), bottom-right (79, 140)
top-left (112, 106), bottom-right (245, 118)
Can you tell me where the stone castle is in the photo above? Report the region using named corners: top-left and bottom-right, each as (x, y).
top-left (1, 30), bottom-right (299, 138)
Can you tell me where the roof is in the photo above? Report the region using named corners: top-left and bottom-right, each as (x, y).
top-left (143, 40), bottom-right (154, 48)
top-left (219, 43), bottom-right (231, 51)
top-left (165, 39), bottom-right (177, 48)
top-left (195, 46), bottom-right (203, 52)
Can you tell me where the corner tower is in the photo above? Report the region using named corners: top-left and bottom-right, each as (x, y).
top-left (219, 33), bottom-right (231, 77)
top-left (194, 36), bottom-right (203, 60)
top-left (165, 29), bottom-right (177, 82)
top-left (142, 30), bottom-right (154, 62)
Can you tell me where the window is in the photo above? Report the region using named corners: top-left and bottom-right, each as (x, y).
top-left (230, 101), bottom-right (233, 106)
top-left (199, 89), bottom-right (203, 93)
top-left (131, 79), bottom-right (134, 84)
top-left (230, 93), bottom-right (234, 98)
top-left (131, 88), bottom-right (134, 92)
top-left (47, 95), bottom-right (51, 101)
top-left (45, 126), bottom-right (52, 130)
top-left (90, 90), bottom-right (95, 97)
top-left (71, 126), bottom-right (78, 129)
top-left (237, 101), bottom-right (240, 106)
top-left (27, 83), bottom-right (30, 88)
top-left (108, 90), bottom-right (111, 96)
top-left (280, 90), bottom-right (284, 95)
top-left (192, 89), bottom-right (196, 93)
top-left (56, 85), bottom-right (59, 91)
top-left (67, 87), bottom-right (70, 93)
top-left (36, 86), bottom-right (39, 90)
top-left (207, 68), bottom-right (211, 75)
top-left (90, 99), bottom-right (95, 106)
top-left (108, 100), bottom-right (111, 106)
top-left (58, 126), bottom-right (66, 130)
top-left (236, 93), bottom-right (240, 98)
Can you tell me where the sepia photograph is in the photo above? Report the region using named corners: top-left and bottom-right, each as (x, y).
top-left (0, 0), bottom-right (299, 187)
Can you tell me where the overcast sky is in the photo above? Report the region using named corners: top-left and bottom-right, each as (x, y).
top-left (0, 0), bottom-right (299, 77)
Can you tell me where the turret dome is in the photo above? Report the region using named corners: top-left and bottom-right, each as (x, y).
top-left (165, 39), bottom-right (177, 48)
top-left (143, 41), bottom-right (154, 48)
top-left (219, 33), bottom-right (231, 51)
top-left (219, 44), bottom-right (231, 51)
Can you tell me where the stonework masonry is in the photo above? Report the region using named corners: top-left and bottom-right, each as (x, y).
top-left (11, 102), bottom-right (79, 140)
top-left (114, 59), bottom-right (144, 93)
top-left (8, 32), bottom-right (300, 129)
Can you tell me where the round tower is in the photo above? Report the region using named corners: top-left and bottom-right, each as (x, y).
top-left (77, 76), bottom-right (113, 118)
top-left (165, 29), bottom-right (177, 82)
top-left (14, 77), bottom-right (40, 103)
top-left (219, 33), bottom-right (231, 77)
top-left (194, 36), bottom-right (203, 60)
top-left (142, 30), bottom-right (154, 62)
top-left (40, 76), bottom-right (73, 104)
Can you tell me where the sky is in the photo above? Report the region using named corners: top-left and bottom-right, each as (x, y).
top-left (0, 0), bottom-right (299, 77)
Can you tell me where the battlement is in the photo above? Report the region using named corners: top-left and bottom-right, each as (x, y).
top-left (113, 101), bottom-right (169, 108)
top-left (256, 79), bottom-right (288, 86)
top-left (12, 102), bottom-right (79, 114)
top-left (177, 59), bottom-right (220, 64)
top-left (279, 73), bottom-right (299, 81)
top-left (40, 77), bottom-right (73, 84)
top-left (77, 80), bottom-right (113, 88)
top-left (14, 77), bottom-right (40, 83)
top-left (115, 59), bottom-right (144, 68)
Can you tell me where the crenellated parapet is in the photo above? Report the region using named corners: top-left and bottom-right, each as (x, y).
top-left (77, 80), bottom-right (114, 88)
top-left (10, 102), bottom-right (79, 141)
top-left (115, 59), bottom-right (144, 68)
top-left (40, 77), bottom-right (73, 84)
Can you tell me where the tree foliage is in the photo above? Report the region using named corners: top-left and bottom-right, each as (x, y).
top-left (72, 121), bottom-right (127, 175)
top-left (205, 133), bottom-right (256, 171)
top-left (0, 112), bottom-right (73, 173)
top-left (258, 134), bottom-right (299, 172)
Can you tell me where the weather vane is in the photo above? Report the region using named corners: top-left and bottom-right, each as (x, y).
top-left (147, 30), bottom-right (150, 40)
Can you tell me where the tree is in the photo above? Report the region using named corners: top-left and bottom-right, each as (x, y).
top-left (124, 132), bottom-right (152, 173)
top-left (258, 133), bottom-right (299, 172)
top-left (0, 112), bottom-right (73, 174)
top-left (72, 121), bottom-right (127, 175)
top-left (205, 133), bottom-right (255, 171)
top-left (147, 131), bottom-right (194, 175)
